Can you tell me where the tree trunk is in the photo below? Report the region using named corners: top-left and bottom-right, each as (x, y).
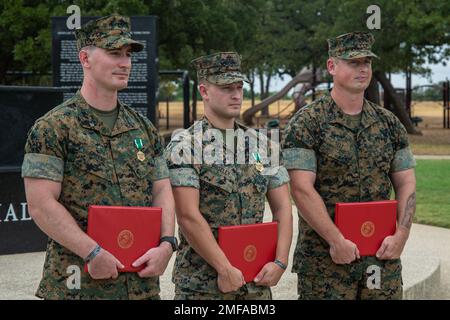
top-left (294, 83), bottom-right (313, 112)
top-left (248, 71), bottom-right (255, 107)
top-left (364, 76), bottom-right (380, 105)
top-left (258, 70), bottom-right (269, 116)
top-left (0, 56), bottom-right (13, 85)
top-left (312, 63), bottom-right (316, 101)
top-left (406, 67), bottom-right (412, 118)
top-left (261, 72), bottom-right (272, 116)
top-left (265, 72), bottom-right (272, 99)
top-left (191, 78), bottom-right (197, 123)
top-left (258, 70), bottom-right (265, 100)
top-left (374, 70), bottom-right (421, 135)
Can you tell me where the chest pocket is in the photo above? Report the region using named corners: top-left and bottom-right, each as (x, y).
top-left (126, 148), bottom-right (156, 179)
top-left (373, 139), bottom-right (395, 173)
top-left (68, 129), bottom-right (112, 181)
top-left (318, 141), bottom-right (353, 168)
top-left (199, 166), bottom-right (235, 193)
top-left (71, 144), bottom-right (112, 182)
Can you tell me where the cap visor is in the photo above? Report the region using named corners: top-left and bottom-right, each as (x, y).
top-left (104, 37), bottom-right (144, 52)
top-left (207, 72), bottom-right (250, 85)
top-left (340, 50), bottom-right (379, 59)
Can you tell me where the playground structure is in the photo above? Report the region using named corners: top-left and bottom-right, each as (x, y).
top-left (237, 74), bottom-right (450, 133)
top-left (158, 76), bottom-right (450, 140)
top-left (242, 67), bottom-right (327, 127)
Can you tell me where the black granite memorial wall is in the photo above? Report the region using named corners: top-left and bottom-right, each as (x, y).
top-left (0, 86), bottom-right (67, 254)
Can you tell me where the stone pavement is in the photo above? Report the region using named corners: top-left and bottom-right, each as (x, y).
top-left (0, 205), bottom-right (448, 300)
top-left (414, 155), bottom-right (450, 160)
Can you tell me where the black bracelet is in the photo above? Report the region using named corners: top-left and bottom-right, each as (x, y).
top-left (84, 244), bottom-right (101, 263)
top-left (274, 259), bottom-right (287, 270)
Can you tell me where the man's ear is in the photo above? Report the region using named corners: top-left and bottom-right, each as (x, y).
top-left (327, 58), bottom-right (336, 76)
top-left (198, 83), bottom-right (209, 100)
top-left (79, 50), bottom-right (90, 68)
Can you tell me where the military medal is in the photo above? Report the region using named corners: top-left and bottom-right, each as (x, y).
top-left (134, 138), bottom-right (146, 161)
top-left (137, 151), bottom-right (145, 161)
top-left (252, 152), bottom-right (264, 172)
top-left (255, 162), bottom-right (264, 172)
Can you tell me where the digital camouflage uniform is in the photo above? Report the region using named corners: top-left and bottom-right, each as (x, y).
top-left (166, 117), bottom-right (290, 300)
top-left (21, 15), bottom-right (168, 300)
top-left (282, 32), bottom-right (416, 300)
top-left (165, 52), bottom-right (290, 300)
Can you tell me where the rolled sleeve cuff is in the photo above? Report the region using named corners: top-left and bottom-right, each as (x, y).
top-left (153, 156), bottom-right (170, 181)
top-left (390, 147), bottom-right (416, 172)
top-left (282, 148), bottom-right (317, 172)
top-left (21, 153), bottom-right (64, 182)
top-left (267, 166), bottom-right (290, 190)
top-left (169, 167), bottom-right (199, 189)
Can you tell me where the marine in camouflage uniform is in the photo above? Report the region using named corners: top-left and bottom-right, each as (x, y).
top-left (282, 32), bottom-right (416, 300)
top-left (21, 15), bottom-right (172, 300)
top-left (165, 52), bottom-right (292, 300)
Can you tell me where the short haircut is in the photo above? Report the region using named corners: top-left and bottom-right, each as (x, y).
top-left (80, 45), bottom-right (96, 54)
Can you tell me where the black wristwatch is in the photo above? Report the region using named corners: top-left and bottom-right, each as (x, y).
top-left (159, 236), bottom-right (179, 252)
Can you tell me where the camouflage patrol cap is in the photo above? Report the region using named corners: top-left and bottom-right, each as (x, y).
top-left (75, 14), bottom-right (144, 52)
top-left (327, 32), bottom-right (378, 59)
top-left (191, 52), bottom-right (250, 85)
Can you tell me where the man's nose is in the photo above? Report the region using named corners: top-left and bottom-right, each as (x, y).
top-left (360, 63), bottom-right (370, 72)
top-left (231, 88), bottom-right (241, 99)
top-left (118, 56), bottom-right (131, 69)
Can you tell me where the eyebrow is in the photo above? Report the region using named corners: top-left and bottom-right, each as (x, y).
top-left (222, 85), bottom-right (243, 89)
top-left (107, 48), bottom-right (132, 54)
top-left (349, 58), bottom-right (372, 63)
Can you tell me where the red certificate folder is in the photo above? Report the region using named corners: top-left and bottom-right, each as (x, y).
top-left (86, 205), bottom-right (162, 273)
top-left (218, 222), bottom-right (278, 283)
top-left (334, 200), bottom-right (397, 256)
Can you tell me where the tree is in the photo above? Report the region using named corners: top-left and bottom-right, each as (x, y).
top-left (323, 0), bottom-right (449, 133)
top-left (0, 0), bottom-right (244, 84)
top-left (241, 0), bottom-right (449, 133)
top-left (1, 0), bottom-right (448, 133)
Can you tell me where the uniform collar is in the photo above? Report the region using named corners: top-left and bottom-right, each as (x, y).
top-left (198, 116), bottom-right (246, 153)
top-left (200, 116), bottom-right (260, 156)
top-left (323, 92), bottom-right (378, 130)
top-left (200, 115), bottom-right (242, 131)
top-left (197, 116), bottom-right (229, 148)
top-left (74, 90), bottom-right (140, 136)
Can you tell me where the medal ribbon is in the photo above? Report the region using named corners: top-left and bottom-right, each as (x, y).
top-left (252, 152), bottom-right (261, 163)
top-left (134, 138), bottom-right (143, 150)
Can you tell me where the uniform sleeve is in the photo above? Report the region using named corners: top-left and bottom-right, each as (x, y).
top-left (281, 110), bottom-right (318, 172)
top-left (164, 131), bottom-right (200, 189)
top-left (21, 119), bottom-right (66, 182)
top-left (390, 118), bottom-right (416, 173)
top-left (144, 119), bottom-right (170, 181)
top-left (267, 166), bottom-right (290, 190)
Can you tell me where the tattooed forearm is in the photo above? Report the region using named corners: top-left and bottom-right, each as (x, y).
top-left (400, 192), bottom-right (416, 229)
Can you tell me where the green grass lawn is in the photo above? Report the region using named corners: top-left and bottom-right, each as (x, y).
top-left (413, 159), bottom-right (450, 228)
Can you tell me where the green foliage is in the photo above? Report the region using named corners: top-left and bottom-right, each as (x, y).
top-left (158, 80), bottom-right (178, 101)
top-left (412, 84), bottom-right (444, 101)
top-left (1, 0), bottom-right (449, 87)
